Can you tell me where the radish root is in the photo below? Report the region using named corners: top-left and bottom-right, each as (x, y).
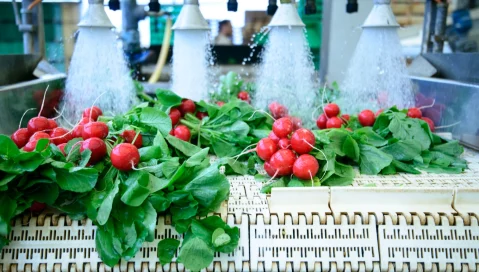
top-left (88, 91), bottom-right (108, 121)
top-left (435, 121), bottom-right (461, 130)
top-left (248, 110), bottom-right (276, 121)
top-left (302, 139), bottom-right (329, 182)
top-left (18, 108), bottom-right (37, 129)
top-left (38, 85), bottom-right (50, 117)
top-left (418, 99), bottom-right (436, 110)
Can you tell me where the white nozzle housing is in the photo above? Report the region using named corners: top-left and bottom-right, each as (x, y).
top-left (269, 0), bottom-right (305, 28)
top-left (172, 0), bottom-right (210, 30)
top-left (78, 0), bottom-right (114, 28)
top-left (362, 0), bottom-right (399, 28)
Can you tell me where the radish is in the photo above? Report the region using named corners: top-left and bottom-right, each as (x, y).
top-left (407, 107), bottom-right (422, 119)
top-left (268, 132), bottom-right (281, 144)
top-left (179, 99), bottom-right (196, 116)
top-left (79, 117), bottom-right (91, 125)
top-left (278, 138), bottom-right (291, 150)
top-left (48, 119), bottom-right (58, 129)
top-left (237, 91), bottom-right (250, 102)
top-left (82, 122), bottom-right (109, 139)
top-left (421, 117), bottom-right (435, 132)
top-left (80, 137), bottom-right (107, 164)
top-left (169, 108), bottom-right (181, 126)
top-left (291, 128), bottom-right (315, 154)
top-left (120, 130), bottom-right (143, 148)
top-left (11, 128), bottom-right (31, 148)
top-left (341, 114), bottom-right (350, 121)
top-left (58, 143), bottom-right (67, 156)
top-left (110, 143), bottom-right (140, 171)
top-left (293, 154), bottom-right (320, 180)
top-left (316, 114), bottom-right (327, 129)
top-left (169, 129), bottom-right (174, 136)
top-left (27, 117), bottom-right (49, 134)
top-left (272, 117), bottom-right (293, 138)
top-left (324, 103), bottom-right (340, 118)
top-left (216, 101), bottom-right (225, 107)
top-left (173, 125), bottom-right (191, 141)
top-left (196, 111), bottom-right (208, 120)
top-left (376, 109), bottom-right (384, 116)
top-left (83, 106), bottom-right (102, 121)
top-left (72, 125), bottom-right (84, 139)
top-left (326, 117), bottom-right (342, 129)
top-left (29, 202), bottom-right (46, 213)
top-left (256, 138), bottom-right (278, 161)
top-left (30, 131), bottom-right (50, 142)
top-left (268, 102), bottom-right (288, 119)
top-left (50, 128), bottom-right (72, 145)
top-left (358, 110), bottom-right (375, 127)
top-left (23, 141), bottom-right (37, 152)
top-left (263, 161), bottom-right (277, 177)
top-left (289, 116), bottom-right (302, 131)
top-left (269, 149), bottom-right (296, 176)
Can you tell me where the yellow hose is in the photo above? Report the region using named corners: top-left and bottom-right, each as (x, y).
top-left (148, 16), bottom-right (172, 83)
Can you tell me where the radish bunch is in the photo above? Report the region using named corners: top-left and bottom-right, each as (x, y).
top-left (168, 99), bottom-right (206, 142)
top-left (256, 117), bottom-right (320, 181)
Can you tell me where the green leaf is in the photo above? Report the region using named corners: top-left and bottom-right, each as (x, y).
top-left (219, 121), bottom-right (250, 137)
top-left (359, 144), bottom-right (393, 175)
top-left (28, 183), bottom-right (59, 205)
top-left (211, 140), bottom-right (240, 158)
top-left (149, 193), bottom-right (171, 212)
top-left (166, 135), bottom-right (202, 157)
top-left (185, 148), bottom-right (210, 167)
top-left (148, 174), bottom-right (170, 193)
top-left (0, 193), bottom-right (17, 237)
top-left (432, 140), bottom-right (464, 157)
top-left (140, 107), bottom-right (172, 136)
top-left (381, 164), bottom-right (397, 175)
top-left (380, 140), bottom-right (422, 161)
top-left (261, 178), bottom-right (286, 194)
top-left (0, 174), bottom-right (16, 187)
top-left (0, 135), bottom-right (20, 158)
top-left (78, 149), bottom-right (92, 168)
top-left (326, 130), bottom-right (349, 156)
top-left (342, 135), bottom-right (359, 161)
top-left (35, 138), bottom-right (50, 152)
top-left (389, 116), bottom-right (431, 150)
top-left (95, 226), bottom-right (121, 267)
top-left (97, 178), bottom-right (120, 225)
top-left (321, 174), bottom-right (354, 186)
top-left (391, 160), bottom-right (421, 174)
top-left (198, 216), bottom-right (239, 253)
top-left (54, 167), bottom-right (98, 193)
top-left (212, 228), bottom-right (231, 247)
top-left (287, 179), bottom-right (305, 187)
top-left (156, 89), bottom-right (182, 108)
top-left (153, 131), bottom-right (170, 157)
top-left (157, 239), bottom-right (180, 265)
top-left (171, 201), bottom-right (198, 221)
top-left (162, 159), bottom-right (180, 179)
top-left (143, 201), bottom-right (157, 242)
top-left (121, 171), bottom-right (150, 207)
top-left (353, 127), bottom-right (388, 147)
top-left (183, 165), bottom-right (229, 210)
top-left (139, 146), bottom-right (163, 162)
top-left (177, 237), bottom-right (214, 272)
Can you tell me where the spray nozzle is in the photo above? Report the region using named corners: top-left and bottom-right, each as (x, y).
top-left (346, 0), bottom-right (358, 13)
top-left (267, 0), bottom-right (278, 16)
top-left (305, 0), bottom-right (317, 15)
top-left (227, 0), bottom-right (238, 12)
top-left (108, 0), bottom-right (120, 11)
top-left (148, 0), bottom-right (161, 13)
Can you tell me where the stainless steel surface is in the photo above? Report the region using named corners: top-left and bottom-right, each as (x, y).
top-left (411, 76), bottom-right (479, 150)
top-left (78, 0), bottom-right (114, 28)
top-left (269, 1), bottom-right (305, 27)
top-left (362, 0), bottom-right (399, 28)
top-left (0, 54), bottom-right (41, 86)
top-left (422, 53), bottom-right (479, 83)
top-left (0, 75), bottom-right (65, 135)
top-left (171, 0), bottom-right (209, 30)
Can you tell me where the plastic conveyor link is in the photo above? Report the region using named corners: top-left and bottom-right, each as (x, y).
top-left (0, 214), bottom-right (249, 272)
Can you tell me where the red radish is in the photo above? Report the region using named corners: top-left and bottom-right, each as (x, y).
top-left (23, 141), bottom-right (37, 152)
top-left (268, 132), bottom-right (281, 144)
top-left (72, 125), bottom-right (84, 138)
top-left (27, 117), bottom-right (49, 134)
top-left (421, 117), bottom-right (435, 132)
top-left (376, 109), bottom-right (384, 116)
top-left (316, 114), bottom-right (327, 129)
top-left (346, 128), bottom-right (352, 132)
top-left (256, 138), bottom-right (278, 161)
top-left (29, 202), bottom-right (46, 213)
top-left (173, 125), bottom-right (191, 141)
top-left (268, 102), bottom-right (288, 119)
top-left (326, 117), bottom-right (343, 129)
top-left (179, 99), bottom-right (196, 116)
top-left (273, 117), bottom-right (293, 138)
top-left (196, 111), bottom-right (208, 120)
top-left (30, 131), bottom-right (50, 142)
top-left (11, 128), bottom-right (31, 148)
top-left (83, 106), bottom-right (102, 121)
top-left (269, 149), bottom-right (297, 176)
top-left (169, 108), bottom-right (181, 126)
top-left (82, 122), bottom-right (109, 139)
top-left (358, 110), bottom-right (376, 127)
top-left (278, 138), bottom-right (290, 149)
top-left (324, 103), bottom-right (340, 118)
top-left (169, 129), bottom-right (174, 136)
top-left (293, 154), bottom-right (320, 180)
top-left (291, 128), bottom-right (315, 154)
top-left (407, 108), bottom-right (422, 119)
top-left (216, 101), bottom-right (225, 107)
top-left (50, 128), bottom-right (72, 145)
top-left (237, 91), bottom-right (250, 102)
top-left (58, 143), bottom-right (67, 155)
top-left (79, 117), bottom-right (90, 125)
top-left (80, 137), bottom-right (106, 164)
top-left (110, 143), bottom-right (140, 171)
top-left (341, 114), bottom-right (350, 121)
top-left (48, 119), bottom-right (58, 129)
top-left (120, 130), bottom-right (143, 148)
top-left (263, 161), bottom-right (276, 177)
top-left (289, 117), bottom-right (302, 131)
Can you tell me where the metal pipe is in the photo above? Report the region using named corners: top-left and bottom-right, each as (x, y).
top-left (20, 0), bottom-right (35, 54)
top-left (121, 0), bottom-right (146, 53)
top-left (421, 0), bottom-right (437, 53)
top-left (267, 0), bottom-right (278, 16)
top-left (433, 2), bottom-right (448, 53)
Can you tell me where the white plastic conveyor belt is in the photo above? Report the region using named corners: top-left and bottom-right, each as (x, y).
top-left (1, 149), bottom-right (479, 271)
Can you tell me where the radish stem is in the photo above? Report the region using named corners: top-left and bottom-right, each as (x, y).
top-left (435, 121), bottom-right (461, 130)
top-left (18, 108), bottom-right (37, 129)
top-left (418, 99), bottom-right (436, 110)
top-left (38, 85), bottom-right (50, 117)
